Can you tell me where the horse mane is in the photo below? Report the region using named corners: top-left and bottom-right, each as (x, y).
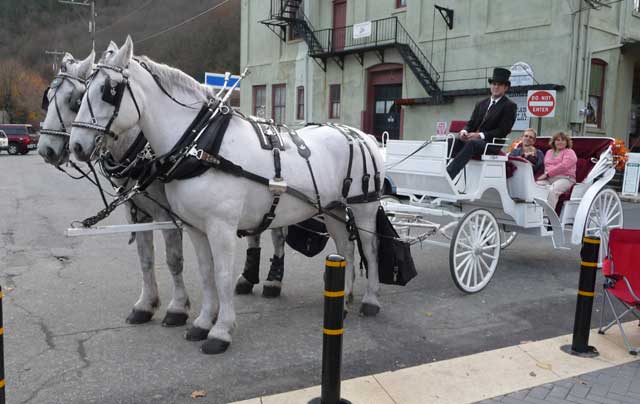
top-left (134, 55), bottom-right (219, 104)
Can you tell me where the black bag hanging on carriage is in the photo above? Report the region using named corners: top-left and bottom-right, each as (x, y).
top-left (376, 206), bottom-right (417, 286)
top-left (286, 218), bottom-right (329, 257)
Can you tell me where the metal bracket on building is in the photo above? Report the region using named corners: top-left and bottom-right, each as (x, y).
top-left (435, 5), bottom-right (454, 30)
top-left (354, 52), bottom-right (364, 66)
top-left (375, 49), bottom-right (384, 64)
top-left (333, 56), bottom-right (344, 70)
top-left (311, 56), bottom-right (326, 72)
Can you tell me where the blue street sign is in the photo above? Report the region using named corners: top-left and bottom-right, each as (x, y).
top-left (204, 72), bottom-right (240, 89)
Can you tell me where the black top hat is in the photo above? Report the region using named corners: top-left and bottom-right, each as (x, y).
top-left (488, 67), bottom-right (511, 86)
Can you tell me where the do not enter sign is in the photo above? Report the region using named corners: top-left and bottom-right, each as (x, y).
top-left (527, 90), bottom-right (556, 118)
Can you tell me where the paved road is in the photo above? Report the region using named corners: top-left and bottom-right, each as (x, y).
top-left (2, 154), bottom-right (639, 404)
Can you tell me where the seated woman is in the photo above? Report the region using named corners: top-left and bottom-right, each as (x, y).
top-left (536, 131), bottom-right (578, 210)
top-left (509, 128), bottom-right (544, 175)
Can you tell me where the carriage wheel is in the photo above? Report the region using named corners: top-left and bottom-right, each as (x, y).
top-left (449, 209), bottom-right (501, 293)
top-left (500, 229), bottom-right (518, 249)
top-left (584, 188), bottom-right (624, 266)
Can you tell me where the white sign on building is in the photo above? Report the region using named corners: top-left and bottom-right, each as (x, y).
top-left (511, 93), bottom-right (530, 131)
top-left (510, 62), bottom-right (535, 87)
top-left (622, 153), bottom-right (640, 196)
top-left (353, 21), bottom-right (372, 39)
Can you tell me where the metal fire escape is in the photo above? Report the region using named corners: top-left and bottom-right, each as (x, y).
top-left (260, 0), bottom-right (447, 103)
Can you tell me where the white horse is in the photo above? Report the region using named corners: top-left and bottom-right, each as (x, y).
top-left (38, 47), bottom-right (191, 326)
top-left (70, 37), bottom-right (383, 354)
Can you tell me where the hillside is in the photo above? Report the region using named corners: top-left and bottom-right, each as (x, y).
top-left (0, 0), bottom-right (240, 125)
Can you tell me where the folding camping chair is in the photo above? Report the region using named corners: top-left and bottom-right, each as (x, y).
top-left (598, 228), bottom-right (640, 355)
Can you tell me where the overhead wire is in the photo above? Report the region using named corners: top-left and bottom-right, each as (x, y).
top-left (96, 0), bottom-right (155, 35)
top-left (136, 0), bottom-right (233, 45)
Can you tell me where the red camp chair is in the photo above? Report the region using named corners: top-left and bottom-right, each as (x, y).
top-left (598, 229), bottom-right (640, 355)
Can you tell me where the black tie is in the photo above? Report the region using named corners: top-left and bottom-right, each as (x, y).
top-left (484, 99), bottom-right (496, 119)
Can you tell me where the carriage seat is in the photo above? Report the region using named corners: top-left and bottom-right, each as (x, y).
top-left (506, 155), bottom-right (550, 202)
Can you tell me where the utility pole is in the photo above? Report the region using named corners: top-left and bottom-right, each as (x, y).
top-left (58, 0), bottom-right (96, 52)
top-left (44, 50), bottom-right (67, 73)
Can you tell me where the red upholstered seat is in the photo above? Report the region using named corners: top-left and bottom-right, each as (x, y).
top-left (449, 120), bottom-right (467, 133)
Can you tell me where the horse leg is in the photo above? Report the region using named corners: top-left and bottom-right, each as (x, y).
top-left (201, 220), bottom-right (239, 355)
top-left (235, 235), bottom-right (261, 295)
top-left (263, 227), bottom-right (286, 298)
top-left (351, 203), bottom-right (381, 316)
top-left (127, 230), bottom-right (160, 324)
top-left (160, 228), bottom-right (190, 327)
top-left (183, 228), bottom-right (217, 342)
top-left (324, 215), bottom-right (356, 315)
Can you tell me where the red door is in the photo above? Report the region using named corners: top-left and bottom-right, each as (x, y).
top-left (332, 0), bottom-right (346, 51)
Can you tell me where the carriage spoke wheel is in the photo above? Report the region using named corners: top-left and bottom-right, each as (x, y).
top-left (449, 209), bottom-right (501, 293)
top-left (584, 188), bottom-right (624, 266)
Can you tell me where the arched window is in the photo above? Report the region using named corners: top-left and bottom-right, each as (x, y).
top-left (587, 59), bottom-right (607, 128)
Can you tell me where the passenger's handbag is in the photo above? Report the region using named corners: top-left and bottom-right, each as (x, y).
top-left (286, 218), bottom-right (329, 257)
top-left (376, 206), bottom-right (417, 286)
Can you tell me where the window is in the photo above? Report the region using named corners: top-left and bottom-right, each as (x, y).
top-left (272, 84), bottom-right (286, 123)
top-left (296, 86), bottom-right (305, 120)
top-left (252, 85), bottom-right (266, 118)
top-left (329, 84), bottom-right (341, 119)
top-left (587, 59), bottom-right (606, 127)
top-left (288, 24), bottom-right (302, 41)
top-left (396, 0), bottom-right (407, 8)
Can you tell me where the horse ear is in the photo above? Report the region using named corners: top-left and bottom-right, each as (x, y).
top-left (112, 35), bottom-right (133, 67)
top-left (61, 52), bottom-right (75, 64)
top-left (76, 50), bottom-right (95, 79)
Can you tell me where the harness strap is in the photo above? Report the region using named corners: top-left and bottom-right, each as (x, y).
top-left (348, 129), bottom-right (381, 195)
top-left (326, 123), bottom-right (354, 198)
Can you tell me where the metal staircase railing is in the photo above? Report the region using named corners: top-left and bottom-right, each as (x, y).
top-left (261, 10), bottom-right (444, 100)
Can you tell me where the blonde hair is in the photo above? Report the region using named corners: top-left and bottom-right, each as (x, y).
top-left (523, 128), bottom-right (537, 138)
top-left (549, 131), bottom-right (573, 151)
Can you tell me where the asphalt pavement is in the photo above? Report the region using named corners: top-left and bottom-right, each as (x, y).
top-left (1, 153), bottom-right (639, 404)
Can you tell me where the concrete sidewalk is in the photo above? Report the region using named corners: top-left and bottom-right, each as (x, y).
top-left (230, 321), bottom-right (640, 404)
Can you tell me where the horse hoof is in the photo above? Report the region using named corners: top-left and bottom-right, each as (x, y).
top-left (262, 285), bottom-right (281, 298)
top-left (235, 280), bottom-right (254, 295)
top-left (184, 326), bottom-right (210, 341)
top-left (126, 309), bottom-right (153, 324)
top-left (200, 338), bottom-right (230, 355)
top-left (162, 312), bottom-right (188, 327)
top-left (359, 303), bottom-right (380, 317)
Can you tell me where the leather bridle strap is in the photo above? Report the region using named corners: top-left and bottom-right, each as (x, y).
top-left (41, 73), bottom-right (87, 138)
top-left (72, 63), bottom-right (141, 139)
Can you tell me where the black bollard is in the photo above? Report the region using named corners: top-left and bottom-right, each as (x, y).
top-left (309, 255), bottom-right (351, 404)
top-left (561, 237), bottom-right (600, 357)
top-left (0, 285), bottom-right (4, 404)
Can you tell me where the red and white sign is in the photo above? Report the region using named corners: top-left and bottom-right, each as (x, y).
top-left (527, 90), bottom-right (556, 118)
top-left (436, 121), bottom-right (448, 135)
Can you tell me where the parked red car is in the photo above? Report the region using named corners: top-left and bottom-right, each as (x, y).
top-left (0, 124), bottom-right (39, 155)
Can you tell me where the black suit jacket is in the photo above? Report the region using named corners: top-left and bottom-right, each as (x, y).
top-left (464, 96), bottom-right (518, 144)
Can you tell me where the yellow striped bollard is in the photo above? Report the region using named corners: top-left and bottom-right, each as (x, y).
top-left (0, 285), bottom-right (4, 404)
top-left (562, 237), bottom-right (600, 357)
top-left (309, 255), bottom-right (351, 404)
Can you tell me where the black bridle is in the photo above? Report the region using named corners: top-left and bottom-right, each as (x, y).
top-left (41, 72), bottom-right (87, 138)
top-left (72, 63), bottom-right (142, 140)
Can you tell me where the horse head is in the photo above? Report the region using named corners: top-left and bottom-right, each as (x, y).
top-left (70, 36), bottom-right (141, 162)
top-left (38, 50), bottom-right (94, 165)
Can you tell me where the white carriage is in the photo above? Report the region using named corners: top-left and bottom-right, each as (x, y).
top-left (381, 134), bottom-right (624, 293)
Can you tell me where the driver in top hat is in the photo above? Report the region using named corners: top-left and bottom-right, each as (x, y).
top-left (447, 67), bottom-right (518, 181)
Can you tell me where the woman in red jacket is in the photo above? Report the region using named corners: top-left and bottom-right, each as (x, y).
top-left (536, 131), bottom-right (578, 210)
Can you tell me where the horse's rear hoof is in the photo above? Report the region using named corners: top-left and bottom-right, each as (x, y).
top-left (162, 312), bottom-right (188, 327)
top-left (262, 285), bottom-right (281, 298)
top-left (200, 338), bottom-right (230, 355)
top-left (359, 303), bottom-right (380, 317)
top-left (184, 326), bottom-right (210, 341)
top-left (126, 309), bottom-right (153, 324)
top-left (235, 279), bottom-right (255, 295)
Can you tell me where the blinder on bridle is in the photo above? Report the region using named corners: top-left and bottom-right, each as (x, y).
top-left (72, 63), bottom-right (141, 141)
top-left (40, 73), bottom-right (87, 138)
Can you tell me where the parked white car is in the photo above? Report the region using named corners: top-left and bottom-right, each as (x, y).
top-left (0, 130), bottom-right (8, 152)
